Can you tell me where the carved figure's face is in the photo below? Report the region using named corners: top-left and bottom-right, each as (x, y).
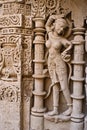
top-left (54, 19), bottom-right (67, 35)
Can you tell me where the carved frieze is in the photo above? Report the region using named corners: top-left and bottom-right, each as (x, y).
top-left (0, 14), bottom-right (23, 28)
top-left (0, 0), bottom-right (24, 4)
top-left (0, 34), bottom-right (22, 44)
top-left (2, 3), bottom-right (31, 15)
top-left (0, 28), bottom-right (32, 35)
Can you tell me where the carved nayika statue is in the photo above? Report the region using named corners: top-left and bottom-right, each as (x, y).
top-left (45, 15), bottom-right (72, 116)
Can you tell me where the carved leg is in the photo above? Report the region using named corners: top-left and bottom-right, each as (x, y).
top-left (60, 76), bottom-right (72, 116)
top-left (47, 84), bottom-right (59, 116)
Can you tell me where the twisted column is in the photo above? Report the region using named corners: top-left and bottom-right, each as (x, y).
top-left (71, 28), bottom-right (85, 130)
top-left (31, 17), bottom-right (46, 130)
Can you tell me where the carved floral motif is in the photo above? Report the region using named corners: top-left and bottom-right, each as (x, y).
top-left (0, 82), bottom-right (20, 102)
top-left (31, 0), bottom-right (46, 18)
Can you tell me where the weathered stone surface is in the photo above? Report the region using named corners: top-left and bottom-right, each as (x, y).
top-left (0, 0), bottom-right (87, 130)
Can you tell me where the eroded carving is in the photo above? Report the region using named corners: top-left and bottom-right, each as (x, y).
top-left (23, 78), bottom-right (33, 102)
top-left (22, 36), bottom-right (33, 76)
top-left (0, 81), bottom-right (20, 102)
top-left (2, 3), bottom-right (31, 15)
top-left (45, 15), bottom-right (72, 120)
top-left (0, 35), bottom-right (22, 81)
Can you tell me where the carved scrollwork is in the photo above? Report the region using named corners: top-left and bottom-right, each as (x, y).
top-left (0, 14), bottom-right (22, 28)
top-left (45, 0), bottom-right (71, 17)
top-left (46, 0), bottom-right (57, 9)
top-left (0, 36), bottom-right (7, 44)
top-left (13, 45), bottom-right (21, 76)
top-left (0, 84), bottom-right (20, 102)
top-left (31, 0), bottom-right (46, 18)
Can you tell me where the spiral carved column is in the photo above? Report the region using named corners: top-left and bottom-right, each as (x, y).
top-left (71, 28), bottom-right (85, 130)
top-left (31, 17), bottom-right (46, 130)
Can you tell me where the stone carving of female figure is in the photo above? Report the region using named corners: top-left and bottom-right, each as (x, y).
top-left (45, 15), bottom-right (72, 116)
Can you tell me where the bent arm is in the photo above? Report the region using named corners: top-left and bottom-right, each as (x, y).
top-left (45, 15), bottom-right (57, 33)
top-left (62, 39), bottom-right (72, 52)
top-left (61, 39), bottom-right (72, 63)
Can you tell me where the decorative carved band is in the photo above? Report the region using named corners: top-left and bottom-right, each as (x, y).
top-left (0, 28), bottom-right (32, 35)
top-left (0, 34), bottom-right (21, 44)
top-left (0, 14), bottom-right (23, 28)
top-left (0, 0), bottom-right (24, 4)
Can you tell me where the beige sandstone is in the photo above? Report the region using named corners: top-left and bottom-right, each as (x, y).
top-left (0, 0), bottom-right (87, 130)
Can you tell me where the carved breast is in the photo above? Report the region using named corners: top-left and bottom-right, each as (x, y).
top-left (46, 34), bottom-right (62, 51)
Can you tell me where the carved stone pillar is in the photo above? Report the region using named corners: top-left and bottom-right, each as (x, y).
top-left (85, 30), bottom-right (87, 130)
top-left (71, 28), bottom-right (85, 130)
top-left (31, 17), bottom-right (46, 130)
top-left (0, 1), bottom-right (33, 130)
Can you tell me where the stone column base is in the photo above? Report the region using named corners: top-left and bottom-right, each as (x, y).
top-left (31, 115), bottom-right (44, 130)
top-left (85, 116), bottom-right (87, 130)
top-left (70, 122), bottom-right (84, 130)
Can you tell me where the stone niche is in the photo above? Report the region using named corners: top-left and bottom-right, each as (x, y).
top-left (0, 0), bottom-right (87, 130)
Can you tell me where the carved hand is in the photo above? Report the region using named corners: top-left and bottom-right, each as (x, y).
top-left (61, 51), bottom-right (71, 63)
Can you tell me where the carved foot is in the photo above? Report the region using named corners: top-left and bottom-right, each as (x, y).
top-left (47, 110), bottom-right (58, 116)
top-left (62, 107), bottom-right (72, 116)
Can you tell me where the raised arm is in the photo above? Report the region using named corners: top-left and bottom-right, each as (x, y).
top-left (45, 15), bottom-right (58, 33)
